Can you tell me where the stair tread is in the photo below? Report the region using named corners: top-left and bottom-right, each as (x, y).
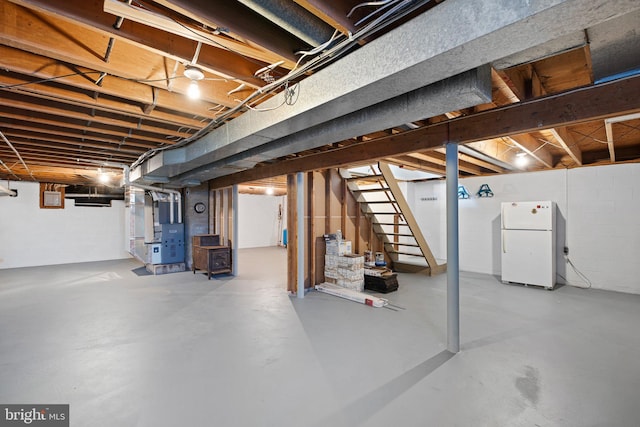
top-left (387, 250), bottom-right (425, 256)
top-left (352, 188), bottom-right (391, 193)
top-left (346, 174), bottom-right (383, 181)
top-left (384, 242), bottom-right (420, 247)
top-left (360, 200), bottom-right (398, 204)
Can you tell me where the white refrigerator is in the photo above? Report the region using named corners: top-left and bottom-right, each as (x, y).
top-left (501, 201), bottom-right (556, 289)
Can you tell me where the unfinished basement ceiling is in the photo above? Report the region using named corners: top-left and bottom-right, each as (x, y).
top-left (0, 0), bottom-right (639, 188)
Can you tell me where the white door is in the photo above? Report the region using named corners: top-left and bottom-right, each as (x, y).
top-left (501, 229), bottom-right (554, 288)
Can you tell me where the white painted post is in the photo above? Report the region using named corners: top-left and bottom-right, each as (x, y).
top-left (446, 142), bottom-right (460, 353)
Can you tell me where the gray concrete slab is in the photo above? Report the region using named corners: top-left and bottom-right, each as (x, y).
top-left (1, 248), bottom-right (639, 426)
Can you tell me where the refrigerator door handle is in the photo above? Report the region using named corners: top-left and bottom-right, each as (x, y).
top-left (502, 231), bottom-right (506, 253)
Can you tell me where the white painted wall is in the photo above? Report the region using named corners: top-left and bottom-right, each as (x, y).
top-left (237, 193), bottom-right (286, 248)
top-left (0, 181), bottom-right (130, 269)
top-left (408, 164), bottom-right (640, 294)
top-left (566, 164), bottom-right (640, 294)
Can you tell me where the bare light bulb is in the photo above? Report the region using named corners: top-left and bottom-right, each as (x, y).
top-left (99, 173), bottom-right (110, 184)
top-left (515, 152), bottom-right (528, 168)
top-left (187, 80), bottom-right (200, 100)
top-left (266, 186), bottom-right (274, 195)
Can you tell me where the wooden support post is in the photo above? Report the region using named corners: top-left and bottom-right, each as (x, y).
top-left (355, 198), bottom-right (361, 254)
top-left (208, 182), bottom-right (215, 233)
top-left (307, 171), bottom-right (315, 287)
top-left (324, 169), bottom-right (331, 233)
top-left (286, 174), bottom-right (297, 293)
top-left (341, 172), bottom-right (347, 237)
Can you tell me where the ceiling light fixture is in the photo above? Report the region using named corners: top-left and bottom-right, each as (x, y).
top-left (98, 171), bottom-right (110, 184)
top-left (515, 151), bottom-right (529, 167)
top-left (184, 65), bottom-right (204, 81)
top-left (184, 65), bottom-right (204, 100)
top-left (266, 186), bottom-right (274, 195)
top-left (187, 80), bottom-right (201, 100)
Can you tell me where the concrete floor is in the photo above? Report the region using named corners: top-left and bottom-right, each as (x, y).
top-left (1, 247), bottom-right (639, 427)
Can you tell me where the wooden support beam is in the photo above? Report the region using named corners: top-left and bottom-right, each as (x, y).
top-left (1, 139), bottom-right (138, 159)
top-left (0, 45), bottom-right (224, 119)
top-left (103, 0), bottom-right (295, 71)
top-left (491, 68), bottom-right (521, 105)
top-left (0, 92), bottom-right (190, 138)
top-left (434, 147), bottom-right (506, 173)
top-left (547, 127), bottom-right (583, 165)
top-left (212, 188), bottom-right (219, 234)
top-left (286, 174), bottom-right (297, 293)
top-left (341, 177), bottom-right (346, 238)
top-left (465, 138), bottom-right (520, 169)
top-left (355, 195), bottom-right (361, 254)
top-left (143, 87), bottom-right (159, 115)
top-left (0, 164), bottom-right (119, 185)
top-left (604, 120), bottom-right (616, 163)
top-left (209, 75), bottom-right (640, 188)
top-left (0, 109), bottom-right (175, 147)
top-left (307, 171), bottom-right (315, 287)
top-left (152, 0), bottom-right (310, 62)
top-left (386, 155), bottom-right (446, 175)
top-left (582, 145), bottom-right (640, 164)
top-left (5, 0), bottom-right (275, 85)
top-left (0, 126), bottom-right (154, 154)
top-left (324, 169), bottom-right (331, 233)
top-left (293, 0), bottom-right (355, 35)
top-left (0, 151), bottom-right (131, 168)
top-left (497, 64), bottom-right (548, 101)
top-left (506, 133), bottom-right (554, 168)
top-left (0, 127), bottom-right (146, 153)
top-left (409, 151), bottom-right (485, 175)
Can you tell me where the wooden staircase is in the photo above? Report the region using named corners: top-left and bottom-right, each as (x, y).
top-left (340, 162), bottom-right (446, 275)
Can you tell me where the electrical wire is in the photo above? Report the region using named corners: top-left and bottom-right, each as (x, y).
top-left (0, 71), bottom-right (103, 90)
top-left (557, 256), bottom-right (593, 289)
top-left (0, 0), bottom-right (413, 170)
top-left (241, 98), bottom-right (287, 112)
top-left (559, 168), bottom-right (592, 291)
top-left (130, 0), bottom-right (431, 169)
top-left (0, 159), bottom-right (21, 181)
top-left (125, 75), bottom-right (228, 84)
top-left (347, 0), bottom-right (398, 18)
top-left (3, 0), bottom-right (426, 175)
top-left (291, 29), bottom-right (340, 74)
top-left (0, 130), bottom-right (34, 180)
top-left (240, 83), bottom-right (300, 112)
top-left (570, 127), bottom-right (611, 145)
top-left (130, 0), bottom-right (275, 72)
top-left (353, 0), bottom-right (404, 27)
top-left (536, 137), bottom-right (564, 150)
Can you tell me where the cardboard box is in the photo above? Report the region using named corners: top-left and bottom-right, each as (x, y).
top-left (325, 240), bottom-right (352, 256)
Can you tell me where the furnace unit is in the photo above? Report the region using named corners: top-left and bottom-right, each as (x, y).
top-left (145, 192), bottom-right (185, 265)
